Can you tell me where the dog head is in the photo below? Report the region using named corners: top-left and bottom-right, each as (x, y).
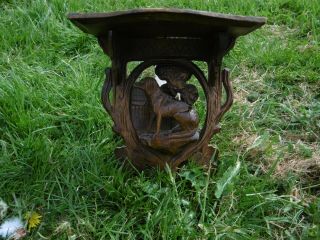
top-left (135, 77), bottom-right (159, 94)
top-left (155, 65), bottom-right (191, 90)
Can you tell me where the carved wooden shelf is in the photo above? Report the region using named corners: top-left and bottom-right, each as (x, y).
top-left (68, 9), bottom-right (266, 170)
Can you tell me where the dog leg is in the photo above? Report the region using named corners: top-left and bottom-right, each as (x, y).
top-left (148, 113), bottom-right (156, 131)
top-left (155, 113), bottom-right (162, 136)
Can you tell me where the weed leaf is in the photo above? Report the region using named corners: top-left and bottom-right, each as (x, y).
top-left (215, 161), bottom-right (241, 199)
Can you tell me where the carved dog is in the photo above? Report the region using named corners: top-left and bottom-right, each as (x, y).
top-left (136, 77), bottom-right (199, 137)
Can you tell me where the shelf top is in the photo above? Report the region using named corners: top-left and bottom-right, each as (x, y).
top-left (68, 8), bottom-right (266, 38)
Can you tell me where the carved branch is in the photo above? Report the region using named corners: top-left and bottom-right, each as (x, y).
top-left (101, 67), bottom-right (113, 116)
top-left (216, 68), bottom-right (233, 122)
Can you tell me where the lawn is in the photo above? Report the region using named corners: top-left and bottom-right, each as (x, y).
top-left (0, 0), bottom-right (319, 239)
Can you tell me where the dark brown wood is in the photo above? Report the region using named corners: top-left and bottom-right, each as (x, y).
top-left (68, 9), bottom-right (266, 37)
top-left (68, 9), bottom-right (266, 170)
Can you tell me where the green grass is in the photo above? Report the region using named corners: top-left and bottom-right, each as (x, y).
top-left (0, 0), bottom-right (319, 239)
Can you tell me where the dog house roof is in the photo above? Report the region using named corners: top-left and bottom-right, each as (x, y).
top-left (68, 8), bottom-right (266, 38)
